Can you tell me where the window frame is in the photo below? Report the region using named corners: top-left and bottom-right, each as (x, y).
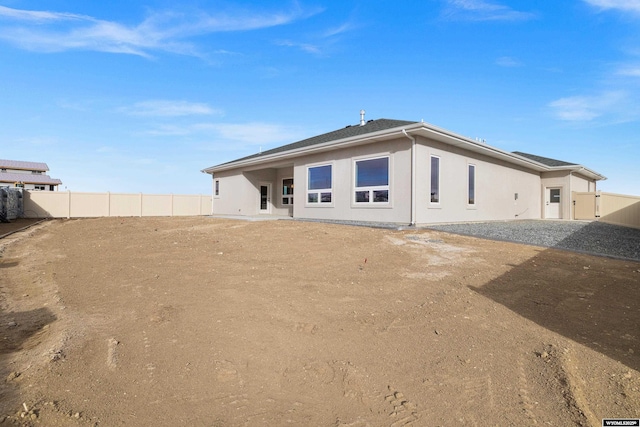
top-left (352, 155), bottom-right (391, 207)
top-left (306, 163), bottom-right (333, 206)
top-left (467, 163), bottom-right (476, 207)
top-left (281, 177), bottom-right (294, 206)
top-left (430, 155), bottom-right (440, 205)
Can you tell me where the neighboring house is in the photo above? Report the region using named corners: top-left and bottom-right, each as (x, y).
top-left (0, 159), bottom-right (62, 191)
top-left (202, 115), bottom-right (606, 225)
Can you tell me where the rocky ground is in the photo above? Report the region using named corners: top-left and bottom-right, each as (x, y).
top-left (0, 217), bottom-right (638, 426)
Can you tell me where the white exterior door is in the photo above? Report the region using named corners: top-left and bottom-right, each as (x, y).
top-left (259, 183), bottom-right (271, 214)
top-left (545, 187), bottom-right (562, 219)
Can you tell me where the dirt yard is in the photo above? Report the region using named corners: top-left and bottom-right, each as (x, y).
top-left (0, 217), bottom-right (639, 426)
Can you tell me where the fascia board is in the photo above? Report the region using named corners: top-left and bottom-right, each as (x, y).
top-left (413, 124), bottom-right (606, 179)
top-left (201, 121), bottom-right (606, 180)
top-left (201, 126), bottom-right (414, 174)
top-left (547, 165), bottom-right (607, 181)
top-left (411, 124), bottom-right (550, 172)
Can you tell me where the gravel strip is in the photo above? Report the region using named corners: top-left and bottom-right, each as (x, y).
top-left (426, 220), bottom-right (640, 261)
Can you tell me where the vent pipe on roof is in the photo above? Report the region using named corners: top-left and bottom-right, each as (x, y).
top-left (359, 109), bottom-right (366, 126)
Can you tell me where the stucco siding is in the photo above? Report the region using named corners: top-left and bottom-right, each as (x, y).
top-left (293, 138), bottom-right (412, 223)
top-left (570, 173), bottom-right (593, 193)
top-left (415, 137), bottom-right (541, 224)
top-left (211, 170), bottom-right (258, 216)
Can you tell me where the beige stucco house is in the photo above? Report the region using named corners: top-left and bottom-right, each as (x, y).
top-left (202, 116), bottom-right (605, 225)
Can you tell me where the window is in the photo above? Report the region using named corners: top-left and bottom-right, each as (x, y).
top-left (468, 164), bottom-right (476, 205)
top-left (282, 178), bottom-right (294, 205)
top-left (34, 185), bottom-right (45, 190)
top-left (354, 157), bottom-right (389, 204)
top-left (214, 180), bottom-right (220, 197)
top-left (430, 156), bottom-right (440, 203)
top-left (307, 165), bottom-right (332, 204)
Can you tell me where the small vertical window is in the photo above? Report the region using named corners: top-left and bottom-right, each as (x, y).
top-left (214, 180), bottom-right (220, 196)
top-left (468, 164), bottom-right (476, 205)
top-left (430, 156), bottom-right (440, 203)
top-left (282, 178), bottom-right (294, 205)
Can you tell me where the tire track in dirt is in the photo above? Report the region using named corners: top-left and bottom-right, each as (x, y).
top-left (517, 354), bottom-right (539, 425)
top-left (106, 338), bottom-right (119, 370)
top-left (554, 346), bottom-right (599, 427)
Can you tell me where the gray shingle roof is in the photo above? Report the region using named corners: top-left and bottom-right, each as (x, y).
top-left (512, 151), bottom-right (577, 167)
top-left (0, 159), bottom-right (49, 171)
top-left (219, 118), bottom-right (417, 166)
top-left (0, 172), bottom-right (62, 185)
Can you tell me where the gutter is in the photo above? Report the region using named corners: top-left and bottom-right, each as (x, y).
top-left (202, 121), bottom-right (607, 182)
top-left (402, 129), bottom-right (417, 226)
top-left (201, 125), bottom-right (413, 174)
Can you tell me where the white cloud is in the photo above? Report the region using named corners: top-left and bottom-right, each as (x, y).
top-left (496, 56), bottom-right (523, 67)
top-left (141, 124), bottom-right (194, 136)
top-left (548, 91), bottom-right (626, 121)
top-left (204, 122), bottom-right (304, 144)
top-left (442, 0), bottom-right (536, 21)
top-left (583, 0), bottom-right (640, 13)
top-left (617, 66), bottom-right (640, 76)
top-left (322, 22), bottom-right (356, 38)
top-left (275, 17), bottom-right (357, 56)
top-left (0, 5), bottom-right (88, 22)
top-left (0, 5), bottom-right (319, 57)
top-left (15, 136), bottom-right (59, 146)
top-left (120, 100), bottom-right (223, 117)
top-left (275, 39), bottom-right (321, 54)
top-left (143, 121), bottom-right (304, 145)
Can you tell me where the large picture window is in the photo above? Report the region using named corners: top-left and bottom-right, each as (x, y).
top-left (354, 156), bottom-right (389, 204)
top-left (307, 165), bottom-right (332, 204)
top-left (468, 164), bottom-right (476, 205)
top-left (430, 156), bottom-right (440, 203)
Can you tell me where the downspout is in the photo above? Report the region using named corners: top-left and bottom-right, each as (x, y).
top-left (402, 129), bottom-right (417, 226)
top-left (569, 171), bottom-right (573, 220)
top-left (211, 173), bottom-right (216, 215)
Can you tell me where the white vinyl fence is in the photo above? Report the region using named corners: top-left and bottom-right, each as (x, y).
top-left (23, 191), bottom-right (212, 218)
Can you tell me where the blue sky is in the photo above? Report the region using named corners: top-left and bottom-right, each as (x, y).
top-left (1, 0), bottom-right (639, 195)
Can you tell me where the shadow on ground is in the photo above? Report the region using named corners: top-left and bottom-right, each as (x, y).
top-left (0, 307), bottom-right (56, 413)
top-left (470, 222), bottom-right (640, 372)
